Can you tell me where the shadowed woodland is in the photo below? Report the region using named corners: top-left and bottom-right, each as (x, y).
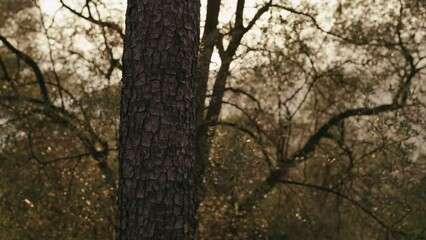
top-left (0, 0), bottom-right (425, 239)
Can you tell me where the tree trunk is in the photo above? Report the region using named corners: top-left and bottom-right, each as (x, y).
top-left (193, 1), bottom-right (271, 209)
top-left (117, 1), bottom-right (199, 239)
top-left (194, 0), bottom-right (221, 208)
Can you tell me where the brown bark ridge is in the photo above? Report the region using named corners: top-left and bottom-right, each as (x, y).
top-left (118, 1), bottom-right (200, 239)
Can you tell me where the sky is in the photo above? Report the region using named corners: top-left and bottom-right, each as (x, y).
top-left (40, 0), bottom-right (65, 15)
top-left (40, 0), bottom-right (338, 19)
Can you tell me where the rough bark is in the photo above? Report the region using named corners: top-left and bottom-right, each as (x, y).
top-left (118, 1), bottom-right (199, 239)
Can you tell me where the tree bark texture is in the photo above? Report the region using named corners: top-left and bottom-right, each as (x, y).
top-left (118, 1), bottom-right (199, 239)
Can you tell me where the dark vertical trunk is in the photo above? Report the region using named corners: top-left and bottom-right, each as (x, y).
top-left (194, 8), bottom-right (245, 208)
top-left (195, 0), bottom-right (221, 124)
top-left (193, 0), bottom-right (271, 208)
top-left (118, 1), bottom-right (199, 239)
top-left (194, 0), bottom-right (221, 208)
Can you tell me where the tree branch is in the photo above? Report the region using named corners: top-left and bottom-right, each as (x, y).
top-left (0, 35), bottom-right (51, 104)
top-left (292, 103), bottom-right (402, 160)
top-left (225, 87), bottom-right (262, 110)
top-left (0, 54), bottom-right (12, 82)
top-left (281, 179), bottom-right (392, 233)
top-left (235, 0), bottom-right (245, 28)
top-left (271, 4), bottom-right (397, 46)
top-left (245, 1), bottom-right (273, 33)
top-left (59, 0), bottom-right (124, 39)
top-left (199, 120), bottom-right (276, 170)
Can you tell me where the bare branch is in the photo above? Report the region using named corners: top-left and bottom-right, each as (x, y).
top-left (199, 120), bottom-right (276, 170)
top-left (225, 87), bottom-right (262, 110)
top-left (292, 103), bottom-right (402, 160)
top-left (59, 0), bottom-right (124, 39)
top-left (245, 1), bottom-right (273, 33)
top-left (281, 179), bottom-right (393, 233)
top-left (0, 55), bottom-right (12, 82)
top-left (0, 35), bottom-right (51, 104)
top-left (271, 4), bottom-right (397, 46)
top-left (393, 4), bottom-right (418, 105)
top-left (34, 0), bottom-right (66, 108)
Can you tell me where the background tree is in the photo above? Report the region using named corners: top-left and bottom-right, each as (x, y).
top-left (198, 0), bottom-right (426, 238)
top-left (0, 0), bottom-right (123, 238)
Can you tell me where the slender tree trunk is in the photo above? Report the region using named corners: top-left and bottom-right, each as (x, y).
top-left (194, 0), bottom-right (221, 208)
top-left (117, 1), bottom-right (199, 239)
top-left (194, 0), bottom-right (271, 208)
